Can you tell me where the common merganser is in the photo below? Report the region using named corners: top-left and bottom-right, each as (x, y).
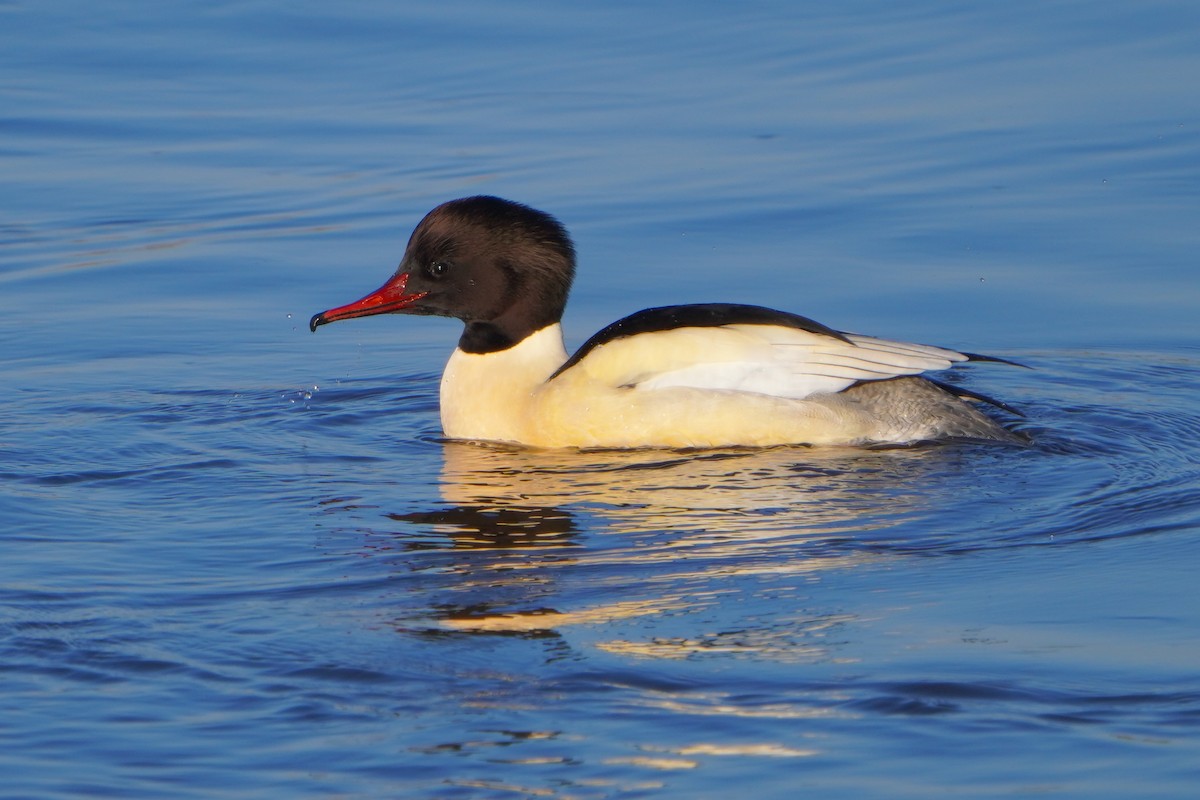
top-left (311, 196), bottom-right (1024, 448)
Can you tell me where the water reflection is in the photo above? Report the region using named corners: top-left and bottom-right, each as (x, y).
top-left (369, 440), bottom-right (973, 652)
top-left (380, 438), bottom-right (951, 566)
top-left (425, 438), bottom-right (957, 541)
top-left (390, 504), bottom-right (578, 550)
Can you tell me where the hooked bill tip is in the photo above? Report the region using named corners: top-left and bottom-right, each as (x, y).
top-left (309, 313), bottom-right (326, 333)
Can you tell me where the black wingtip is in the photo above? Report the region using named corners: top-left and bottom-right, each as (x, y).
top-left (962, 351), bottom-right (1031, 369)
top-left (925, 377), bottom-right (1025, 417)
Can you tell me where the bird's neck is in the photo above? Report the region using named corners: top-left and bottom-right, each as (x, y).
top-left (439, 323), bottom-right (568, 443)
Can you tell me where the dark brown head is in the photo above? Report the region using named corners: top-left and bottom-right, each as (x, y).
top-left (310, 196), bottom-right (576, 353)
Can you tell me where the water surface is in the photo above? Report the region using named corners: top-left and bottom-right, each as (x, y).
top-left (3, 1), bottom-right (1200, 797)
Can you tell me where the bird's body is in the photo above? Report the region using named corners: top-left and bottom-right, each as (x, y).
top-left (311, 197), bottom-right (1024, 449)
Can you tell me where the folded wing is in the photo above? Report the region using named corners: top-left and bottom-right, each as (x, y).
top-left (553, 304), bottom-right (973, 400)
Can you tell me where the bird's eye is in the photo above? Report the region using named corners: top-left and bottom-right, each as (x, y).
top-left (427, 261), bottom-right (449, 279)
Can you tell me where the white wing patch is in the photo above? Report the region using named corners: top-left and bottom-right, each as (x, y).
top-left (590, 323), bottom-right (969, 400)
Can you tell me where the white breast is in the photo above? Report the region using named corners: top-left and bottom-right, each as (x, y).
top-left (439, 324), bottom-right (568, 443)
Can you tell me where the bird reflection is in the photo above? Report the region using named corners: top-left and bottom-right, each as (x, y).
top-left (372, 439), bottom-right (964, 654)
top-left (388, 504), bottom-right (577, 550)
top-left (427, 438), bottom-right (941, 540)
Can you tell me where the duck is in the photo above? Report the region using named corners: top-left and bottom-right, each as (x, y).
top-left (310, 196), bottom-right (1025, 449)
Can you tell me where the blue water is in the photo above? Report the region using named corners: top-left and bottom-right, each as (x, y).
top-left (4, 1), bottom-right (1200, 797)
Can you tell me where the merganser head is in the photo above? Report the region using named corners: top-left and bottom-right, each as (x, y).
top-left (310, 196), bottom-right (576, 353)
